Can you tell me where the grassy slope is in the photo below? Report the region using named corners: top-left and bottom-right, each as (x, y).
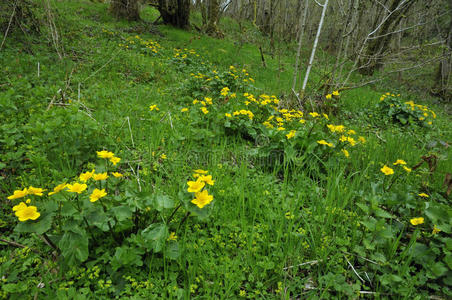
top-left (1, 0), bottom-right (451, 298)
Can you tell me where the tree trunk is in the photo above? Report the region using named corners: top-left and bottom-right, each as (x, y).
top-left (206, 0), bottom-right (219, 34)
top-left (110, 0), bottom-right (140, 21)
top-left (434, 0), bottom-right (452, 99)
top-left (157, 0), bottom-right (190, 29)
top-left (301, 0), bottom-right (329, 95)
top-left (358, 0), bottom-right (416, 76)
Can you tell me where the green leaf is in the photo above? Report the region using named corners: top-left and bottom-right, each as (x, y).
top-left (14, 212), bottom-right (53, 235)
top-left (111, 245), bottom-right (144, 271)
top-left (375, 208), bottom-right (394, 219)
top-left (429, 262), bottom-right (448, 278)
top-left (164, 241), bottom-right (180, 260)
top-left (141, 223), bottom-right (168, 253)
top-left (58, 230), bottom-right (89, 265)
top-left (86, 209), bottom-right (110, 231)
top-left (444, 254), bottom-right (452, 269)
top-left (111, 206), bottom-right (133, 222)
top-left (153, 194), bottom-right (175, 211)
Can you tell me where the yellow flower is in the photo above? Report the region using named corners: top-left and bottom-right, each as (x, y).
top-left (201, 107), bottom-right (209, 114)
top-left (199, 175), bottom-right (215, 186)
top-left (380, 165), bottom-right (394, 175)
top-left (12, 201), bottom-right (28, 212)
top-left (167, 232), bottom-right (178, 241)
top-left (204, 97), bottom-right (213, 105)
top-left (277, 127), bottom-right (285, 131)
top-left (110, 156), bottom-right (121, 165)
top-left (112, 172), bottom-right (123, 178)
top-left (194, 169), bottom-right (208, 174)
top-left (418, 193), bottom-right (429, 198)
top-left (341, 149), bottom-right (350, 158)
top-left (317, 140), bottom-right (333, 147)
top-left (192, 99), bottom-right (199, 105)
top-left (181, 108), bottom-right (189, 112)
top-left (191, 190), bottom-right (213, 208)
top-left (230, 93), bottom-right (236, 98)
top-left (403, 166), bottom-right (412, 173)
top-left (49, 182), bottom-right (68, 196)
top-left (187, 179), bottom-right (205, 193)
top-left (309, 112), bottom-right (320, 118)
top-left (410, 217), bottom-right (424, 226)
top-left (325, 94), bottom-right (332, 100)
top-left (332, 90), bottom-right (339, 96)
top-left (66, 183), bottom-right (88, 194)
top-left (97, 150), bottom-right (114, 159)
top-left (220, 87), bottom-right (230, 96)
top-left (347, 130), bottom-right (356, 135)
top-left (90, 188), bottom-right (107, 203)
top-left (7, 188), bottom-right (28, 200)
top-left (149, 104), bottom-right (159, 111)
top-left (15, 205), bottom-right (40, 222)
top-left (393, 159), bottom-right (407, 165)
top-left (323, 113), bottom-right (329, 120)
top-left (346, 136), bottom-right (356, 146)
top-left (79, 169), bottom-right (95, 182)
top-left (358, 136), bottom-right (366, 143)
top-left (160, 154), bottom-right (167, 160)
top-left (286, 130), bottom-right (296, 139)
top-left (225, 113), bottom-right (232, 118)
top-left (432, 225), bottom-right (441, 234)
top-left (93, 172), bottom-right (109, 181)
top-left (27, 186), bottom-right (46, 196)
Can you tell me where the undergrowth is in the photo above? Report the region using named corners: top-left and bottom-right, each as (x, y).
top-left (1, 1), bottom-right (451, 299)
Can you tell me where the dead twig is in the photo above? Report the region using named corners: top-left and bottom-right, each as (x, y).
top-left (0, 237), bottom-right (41, 255)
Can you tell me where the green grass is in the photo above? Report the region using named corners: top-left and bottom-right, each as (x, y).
top-left (1, 1), bottom-right (451, 299)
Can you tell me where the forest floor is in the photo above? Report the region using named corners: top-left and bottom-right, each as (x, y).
top-left (1, 1), bottom-right (451, 299)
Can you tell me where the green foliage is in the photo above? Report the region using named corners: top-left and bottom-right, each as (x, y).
top-left (1, 1), bottom-right (451, 299)
top-left (377, 92), bottom-right (437, 127)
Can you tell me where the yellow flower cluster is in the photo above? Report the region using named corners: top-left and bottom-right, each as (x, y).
top-left (220, 87), bottom-right (230, 96)
top-left (119, 35), bottom-right (162, 54)
top-left (7, 151), bottom-right (125, 222)
top-left (231, 109), bottom-right (254, 120)
top-left (325, 90), bottom-right (339, 99)
top-left (7, 186), bottom-right (46, 200)
top-left (97, 150), bottom-right (121, 165)
top-left (187, 169), bottom-right (214, 209)
top-left (380, 92), bottom-right (400, 101)
top-left (381, 159), bottom-right (412, 175)
top-left (174, 48), bottom-right (198, 59)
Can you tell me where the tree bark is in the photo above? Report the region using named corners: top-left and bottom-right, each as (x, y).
top-left (110, 0), bottom-right (140, 21)
top-left (157, 0), bottom-right (190, 29)
top-left (358, 0), bottom-right (416, 76)
top-left (206, 0), bottom-right (220, 35)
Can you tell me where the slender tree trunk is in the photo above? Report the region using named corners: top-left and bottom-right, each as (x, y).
top-left (291, 0), bottom-right (308, 92)
top-left (301, 0), bottom-right (329, 95)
